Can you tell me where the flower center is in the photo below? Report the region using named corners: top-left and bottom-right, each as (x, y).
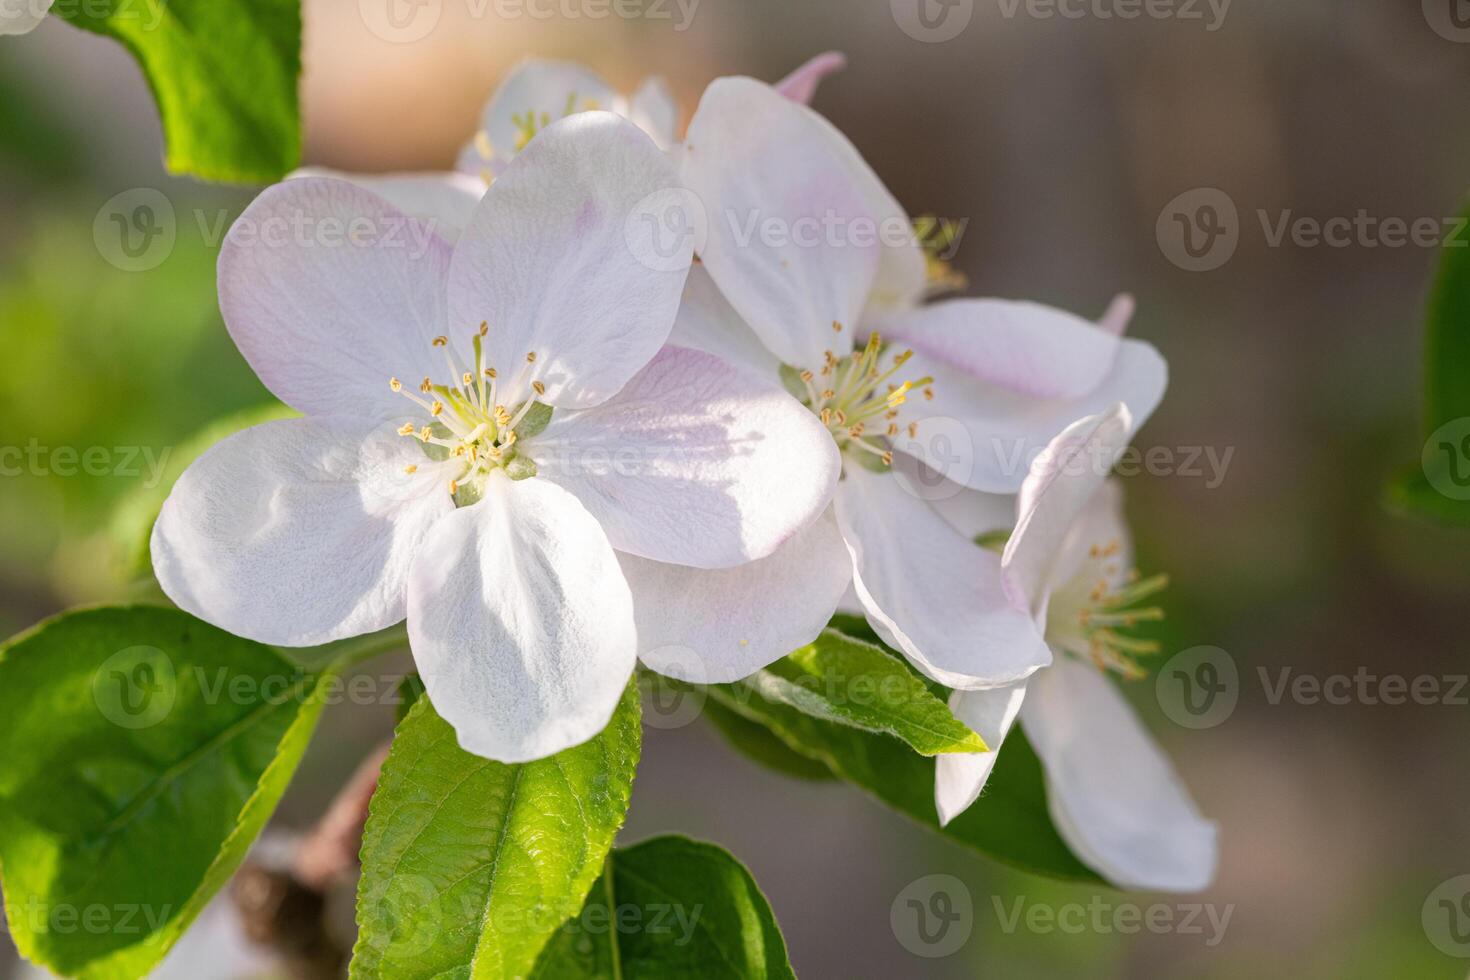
top-left (1049, 539), bottom-right (1169, 680)
top-left (469, 92), bottom-right (605, 186)
top-left (782, 329), bottom-right (934, 471)
top-left (389, 323), bottom-right (551, 505)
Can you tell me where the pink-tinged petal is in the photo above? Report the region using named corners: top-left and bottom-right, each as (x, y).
top-left (623, 510), bottom-right (851, 684)
top-left (289, 168), bottom-right (485, 243)
top-left (459, 59), bottom-right (622, 178)
top-left (668, 263), bottom-right (783, 382)
top-left (1097, 293), bottom-right (1135, 337)
top-left (876, 298), bottom-right (1122, 400)
top-left (448, 112), bottom-right (691, 409)
top-left (1003, 405), bottom-right (1132, 612)
top-left (774, 51), bottom-right (848, 105)
top-left (682, 77), bottom-right (885, 368)
top-left (896, 337), bottom-right (1167, 493)
top-left (151, 417), bottom-right (454, 647)
top-left (219, 177), bottom-right (453, 420)
top-left (1022, 658), bottom-right (1218, 892)
top-left (834, 465), bottom-right (1051, 690)
top-left (935, 683), bottom-right (1027, 825)
top-left (0, 0), bottom-right (51, 34)
top-left (407, 474), bottom-right (637, 763)
top-left (629, 75), bottom-right (680, 148)
top-left (537, 345), bottom-right (841, 568)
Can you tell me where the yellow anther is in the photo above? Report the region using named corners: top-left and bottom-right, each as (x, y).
top-left (923, 387), bottom-right (934, 401)
top-left (485, 367), bottom-right (497, 379)
top-left (419, 426), bottom-right (432, 441)
top-left (398, 423), bottom-right (417, 436)
top-left (886, 423), bottom-right (899, 436)
top-left (475, 131), bottom-right (495, 160)
top-left (389, 377), bottom-right (403, 392)
top-left (420, 378), bottom-right (433, 393)
top-left (907, 422), bottom-right (918, 438)
top-left (430, 401), bottom-right (444, 416)
top-left (832, 320), bottom-right (843, 332)
top-left (526, 351), bottom-right (538, 363)
top-left (881, 451), bottom-right (894, 465)
top-left (479, 321), bottom-right (489, 336)
top-left (800, 370), bottom-right (814, 382)
top-left (432, 336), bottom-right (449, 347)
top-left (404, 464), bottom-right (418, 475)
top-left (449, 480), bottom-right (459, 495)
top-left (462, 372), bottom-right (474, 387)
top-left (532, 380), bottom-right (547, 396)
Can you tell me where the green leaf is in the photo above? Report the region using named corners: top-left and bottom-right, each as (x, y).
top-left (1387, 200), bottom-right (1470, 524)
top-left (109, 401), bottom-right (296, 579)
top-left (393, 673), bottom-right (427, 726)
top-left (352, 684), bottom-right (642, 980)
top-left (0, 605), bottom-right (333, 979)
top-left (701, 696), bottom-right (835, 782)
top-left (703, 672), bottom-right (1099, 882)
top-left (530, 836), bottom-right (795, 980)
top-left (53, 0), bottom-right (301, 182)
top-left (727, 629), bottom-right (987, 756)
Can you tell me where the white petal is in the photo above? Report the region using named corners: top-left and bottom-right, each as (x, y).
top-left (682, 77), bottom-right (885, 368)
top-left (889, 452), bottom-right (1015, 539)
top-left (935, 683), bottom-right (1027, 825)
top-left (0, 0), bottom-right (50, 34)
top-left (898, 337), bottom-right (1167, 493)
top-left (668, 263), bottom-right (782, 381)
top-left (1003, 405), bottom-right (1132, 611)
top-left (289, 168), bottom-right (485, 243)
top-left (448, 112), bottom-right (690, 409)
top-left (407, 475), bottom-right (637, 763)
top-left (460, 59), bottom-right (622, 177)
top-left (834, 465), bottom-right (1051, 690)
top-left (1022, 658), bottom-right (1218, 892)
top-left (151, 417), bottom-right (454, 647)
top-left (538, 345), bottom-right (840, 568)
top-left (876, 298), bottom-right (1122, 400)
top-left (624, 510), bottom-right (850, 683)
top-left (773, 51), bottom-right (847, 105)
top-left (628, 75), bottom-right (680, 148)
top-left (1047, 477), bottom-right (1132, 602)
top-left (218, 177), bottom-right (452, 419)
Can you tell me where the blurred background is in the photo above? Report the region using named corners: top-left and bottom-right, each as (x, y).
top-left (3, 0), bottom-right (1470, 976)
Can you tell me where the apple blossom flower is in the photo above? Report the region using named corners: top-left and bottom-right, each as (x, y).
top-left (294, 52), bottom-right (849, 245)
top-left (0, 0), bottom-right (52, 35)
top-left (636, 76), bottom-right (1165, 688)
top-left (933, 405), bottom-right (1217, 892)
top-left (152, 112), bottom-right (838, 763)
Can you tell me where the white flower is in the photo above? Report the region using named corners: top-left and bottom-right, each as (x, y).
top-left (0, 0), bottom-right (53, 35)
top-left (933, 405), bottom-right (1217, 892)
top-left (152, 113), bottom-right (839, 763)
top-left (637, 76), bottom-right (1167, 689)
top-left (292, 52), bottom-right (849, 245)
